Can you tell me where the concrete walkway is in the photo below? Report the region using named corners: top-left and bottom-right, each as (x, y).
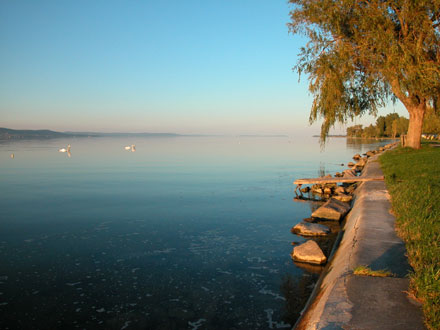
top-left (295, 155), bottom-right (425, 330)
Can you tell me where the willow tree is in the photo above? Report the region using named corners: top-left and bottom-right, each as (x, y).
top-left (289, 0), bottom-right (440, 149)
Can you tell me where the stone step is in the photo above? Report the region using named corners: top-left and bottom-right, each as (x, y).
top-left (291, 240), bottom-right (327, 265)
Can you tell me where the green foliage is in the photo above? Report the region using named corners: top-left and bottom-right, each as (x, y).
top-left (380, 147), bottom-right (440, 330)
top-left (346, 113), bottom-right (408, 138)
top-left (376, 116), bottom-right (387, 137)
top-left (289, 0), bottom-right (440, 145)
top-left (423, 107), bottom-right (440, 134)
top-left (346, 124), bottom-right (363, 137)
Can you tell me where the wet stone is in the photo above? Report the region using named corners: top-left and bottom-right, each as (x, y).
top-left (291, 240), bottom-right (327, 265)
top-left (291, 222), bottom-right (330, 237)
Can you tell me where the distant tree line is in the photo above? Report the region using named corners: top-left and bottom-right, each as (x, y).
top-left (346, 113), bottom-right (409, 138)
top-left (347, 109), bottom-right (440, 139)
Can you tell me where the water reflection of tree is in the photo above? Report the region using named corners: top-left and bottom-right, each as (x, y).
top-left (346, 137), bottom-right (389, 154)
top-left (280, 273), bottom-right (319, 326)
top-left (318, 162), bottom-right (326, 177)
top-left (346, 137), bottom-right (368, 151)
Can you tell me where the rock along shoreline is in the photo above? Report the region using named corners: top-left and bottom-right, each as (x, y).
top-left (292, 148), bottom-right (425, 330)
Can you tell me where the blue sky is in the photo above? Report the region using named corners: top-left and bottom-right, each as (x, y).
top-left (0, 0), bottom-right (406, 135)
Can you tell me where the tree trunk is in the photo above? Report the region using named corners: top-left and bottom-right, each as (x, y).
top-left (406, 105), bottom-right (426, 149)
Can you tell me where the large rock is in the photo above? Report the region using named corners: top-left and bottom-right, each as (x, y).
top-left (291, 222), bottom-right (331, 237)
top-left (353, 153), bottom-right (361, 160)
top-left (291, 240), bottom-right (327, 265)
top-left (311, 198), bottom-right (351, 220)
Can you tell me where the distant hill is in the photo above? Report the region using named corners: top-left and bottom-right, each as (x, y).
top-left (0, 127), bottom-right (68, 140)
top-left (1, 127), bottom-right (290, 140)
top-left (0, 127), bottom-right (182, 140)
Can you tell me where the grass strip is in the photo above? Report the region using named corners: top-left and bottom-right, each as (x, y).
top-left (353, 265), bottom-right (394, 277)
top-left (380, 144), bottom-right (440, 330)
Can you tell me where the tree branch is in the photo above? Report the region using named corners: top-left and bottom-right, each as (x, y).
top-left (390, 78), bottom-right (412, 111)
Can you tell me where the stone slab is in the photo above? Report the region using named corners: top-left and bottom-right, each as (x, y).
top-left (291, 222), bottom-right (331, 237)
top-left (291, 240), bottom-right (327, 265)
top-left (311, 198), bottom-right (351, 220)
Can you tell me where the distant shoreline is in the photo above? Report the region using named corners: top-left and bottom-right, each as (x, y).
top-left (0, 127), bottom-right (288, 140)
top-left (0, 127), bottom-right (182, 140)
top-left (312, 135), bottom-right (347, 138)
top-left (312, 135), bottom-right (399, 141)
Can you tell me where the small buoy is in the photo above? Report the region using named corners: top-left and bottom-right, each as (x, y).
top-left (10, 153), bottom-right (14, 159)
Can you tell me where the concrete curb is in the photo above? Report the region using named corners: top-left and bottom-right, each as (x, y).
top-left (294, 154), bottom-right (425, 330)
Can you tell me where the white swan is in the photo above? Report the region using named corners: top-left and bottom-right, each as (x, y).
top-left (124, 144), bottom-right (136, 151)
top-left (59, 144), bottom-right (71, 153)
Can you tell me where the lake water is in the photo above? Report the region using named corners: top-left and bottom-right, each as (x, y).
top-left (0, 136), bottom-right (387, 329)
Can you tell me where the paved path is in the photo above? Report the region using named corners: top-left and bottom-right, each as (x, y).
top-left (295, 155), bottom-right (425, 330)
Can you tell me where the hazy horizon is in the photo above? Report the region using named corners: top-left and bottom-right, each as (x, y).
top-left (0, 1), bottom-right (407, 136)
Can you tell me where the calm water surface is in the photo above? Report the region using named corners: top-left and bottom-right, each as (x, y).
top-left (0, 136), bottom-right (386, 329)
